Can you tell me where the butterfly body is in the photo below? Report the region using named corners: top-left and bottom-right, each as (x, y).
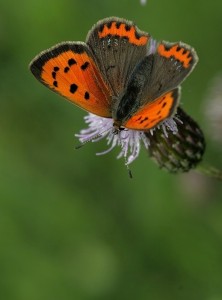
top-left (30, 17), bottom-right (198, 131)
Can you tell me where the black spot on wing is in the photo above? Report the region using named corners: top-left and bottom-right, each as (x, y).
top-left (68, 58), bottom-right (76, 66)
top-left (84, 92), bottom-right (90, 100)
top-left (134, 31), bottom-right (141, 40)
top-left (70, 83), bottom-right (78, 94)
top-left (116, 22), bottom-right (121, 29)
top-left (163, 44), bottom-right (171, 51)
top-left (136, 116), bottom-right (142, 121)
top-left (106, 22), bottom-right (112, 29)
top-left (139, 117), bottom-right (149, 124)
top-left (98, 24), bottom-right (104, 32)
top-left (52, 71), bottom-right (56, 79)
top-left (64, 66), bottom-right (70, 73)
top-left (125, 24), bottom-right (131, 31)
top-left (81, 61), bottom-right (89, 70)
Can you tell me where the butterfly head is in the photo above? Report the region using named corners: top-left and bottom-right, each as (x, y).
top-left (112, 120), bottom-right (125, 134)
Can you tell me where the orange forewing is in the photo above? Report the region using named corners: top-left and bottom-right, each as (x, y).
top-left (98, 21), bottom-right (149, 46)
top-left (158, 43), bottom-right (193, 68)
top-left (31, 44), bottom-right (112, 117)
top-left (124, 89), bottom-right (179, 130)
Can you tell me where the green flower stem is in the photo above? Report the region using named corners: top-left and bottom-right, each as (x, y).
top-left (196, 164), bottom-right (222, 181)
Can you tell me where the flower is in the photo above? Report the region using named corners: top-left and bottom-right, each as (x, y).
top-left (146, 107), bottom-right (206, 172)
top-left (140, 0), bottom-right (147, 5)
top-left (75, 107), bottom-right (205, 173)
top-left (204, 73), bottom-right (222, 144)
top-left (75, 113), bottom-right (150, 165)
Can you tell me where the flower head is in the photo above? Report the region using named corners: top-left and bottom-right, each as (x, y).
top-left (204, 73), bottom-right (222, 144)
top-left (140, 0), bottom-right (147, 5)
top-left (146, 108), bottom-right (205, 172)
top-left (75, 107), bottom-right (205, 173)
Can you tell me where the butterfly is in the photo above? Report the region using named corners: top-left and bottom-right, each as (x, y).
top-left (30, 17), bottom-right (198, 132)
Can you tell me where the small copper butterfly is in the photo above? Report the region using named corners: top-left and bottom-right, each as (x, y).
top-left (30, 17), bottom-right (198, 132)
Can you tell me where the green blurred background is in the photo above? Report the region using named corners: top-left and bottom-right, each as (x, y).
top-left (1, 0), bottom-right (222, 299)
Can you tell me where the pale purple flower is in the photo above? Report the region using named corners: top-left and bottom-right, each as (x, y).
top-left (204, 73), bottom-right (222, 144)
top-left (140, 0), bottom-right (147, 5)
top-left (75, 113), bottom-right (179, 166)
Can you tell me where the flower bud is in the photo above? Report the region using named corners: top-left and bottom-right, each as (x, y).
top-left (145, 108), bottom-right (205, 173)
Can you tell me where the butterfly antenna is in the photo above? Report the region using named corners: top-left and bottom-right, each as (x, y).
top-left (75, 139), bottom-right (93, 150)
top-left (75, 132), bottom-right (103, 149)
top-left (75, 127), bottom-right (112, 150)
top-left (124, 157), bottom-right (133, 179)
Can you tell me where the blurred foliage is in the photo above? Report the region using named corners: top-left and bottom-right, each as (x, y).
top-left (0, 0), bottom-right (222, 299)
